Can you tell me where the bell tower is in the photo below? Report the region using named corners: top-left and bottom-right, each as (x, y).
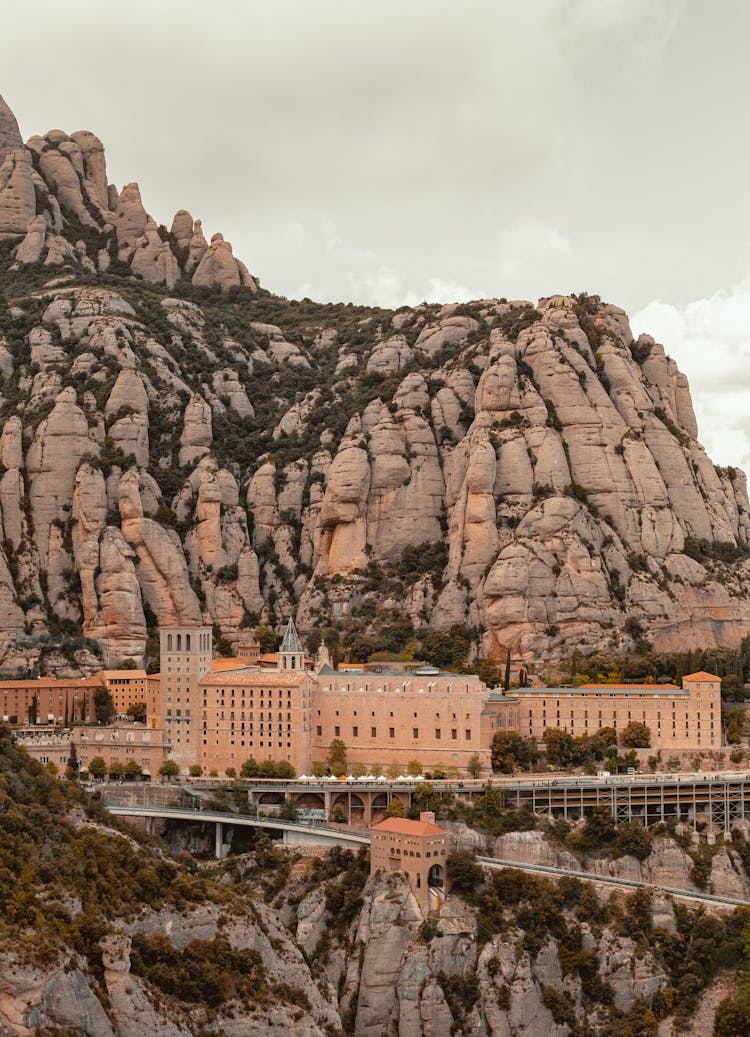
top-left (158, 625), bottom-right (213, 770)
top-left (277, 616), bottom-right (305, 673)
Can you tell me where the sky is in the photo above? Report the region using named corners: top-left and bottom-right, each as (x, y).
top-left (3, 0), bottom-right (750, 469)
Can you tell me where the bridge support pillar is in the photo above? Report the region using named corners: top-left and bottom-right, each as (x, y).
top-left (215, 821), bottom-right (223, 860)
top-left (324, 790), bottom-right (332, 819)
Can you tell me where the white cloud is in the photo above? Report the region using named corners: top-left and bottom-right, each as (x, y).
top-left (632, 276), bottom-right (750, 473)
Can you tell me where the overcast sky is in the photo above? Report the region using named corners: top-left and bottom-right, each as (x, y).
top-left (4, 0), bottom-right (750, 470)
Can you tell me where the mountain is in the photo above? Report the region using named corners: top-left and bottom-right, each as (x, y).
top-left (0, 93), bottom-right (749, 675)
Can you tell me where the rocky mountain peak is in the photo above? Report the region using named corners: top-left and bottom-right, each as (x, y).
top-left (0, 94), bottom-right (22, 165)
top-left (0, 99), bottom-right (749, 675)
top-left (0, 101), bottom-right (259, 293)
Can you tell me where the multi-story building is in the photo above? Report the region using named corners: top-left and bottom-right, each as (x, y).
top-left (100, 669), bottom-right (149, 717)
top-left (370, 811), bottom-right (450, 913)
top-left (198, 618), bottom-right (314, 775)
top-left (311, 665), bottom-right (517, 773)
top-left (0, 616), bottom-right (726, 776)
top-left (516, 672), bottom-right (721, 751)
top-left (0, 675), bottom-right (100, 725)
top-left (15, 723), bottom-right (169, 776)
top-left (156, 625), bottom-right (213, 769)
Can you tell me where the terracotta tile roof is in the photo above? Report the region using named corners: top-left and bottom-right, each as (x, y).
top-left (200, 670), bottom-right (308, 687)
top-left (211, 658), bottom-right (244, 671)
top-left (372, 817), bottom-right (446, 837)
top-left (100, 670), bottom-right (147, 680)
top-left (682, 671), bottom-right (721, 681)
top-left (0, 675), bottom-right (101, 690)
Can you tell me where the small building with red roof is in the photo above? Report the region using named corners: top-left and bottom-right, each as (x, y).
top-left (370, 811), bottom-right (450, 913)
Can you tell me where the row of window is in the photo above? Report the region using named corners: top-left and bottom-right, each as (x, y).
top-left (324, 725), bottom-right (473, 741)
top-left (165, 632), bottom-right (211, 651)
top-left (386, 847), bottom-right (447, 859)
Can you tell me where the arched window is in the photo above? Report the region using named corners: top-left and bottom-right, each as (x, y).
top-left (291, 656), bottom-right (296, 669)
top-left (186, 634), bottom-right (191, 651)
top-left (168, 634), bottom-right (173, 651)
top-left (176, 634), bottom-right (182, 651)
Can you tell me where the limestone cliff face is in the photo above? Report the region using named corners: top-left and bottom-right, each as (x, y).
top-left (1, 94), bottom-right (750, 670)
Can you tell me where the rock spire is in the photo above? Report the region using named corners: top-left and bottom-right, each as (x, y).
top-left (0, 95), bottom-right (22, 165)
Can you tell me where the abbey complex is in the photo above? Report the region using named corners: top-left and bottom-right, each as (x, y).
top-left (5, 616), bottom-right (723, 777)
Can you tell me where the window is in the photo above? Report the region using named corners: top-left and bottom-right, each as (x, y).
top-left (435, 728), bottom-right (441, 740)
top-left (465, 729), bottom-right (471, 740)
top-left (451, 729), bottom-right (457, 740)
top-left (389, 727), bottom-right (395, 738)
top-left (353, 726), bottom-right (359, 738)
top-left (335, 726), bottom-right (340, 737)
top-left (316, 725), bottom-right (322, 737)
top-left (413, 728), bottom-right (419, 739)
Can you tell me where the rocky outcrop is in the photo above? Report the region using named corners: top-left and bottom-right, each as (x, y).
top-left (119, 470), bottom-right (202, 627)
top-left (0, 146), bottom-right (35, 237)
top-left (191, 232), bottom-right (258, 292)
top-left (0, 93), bottom-right (22, 165)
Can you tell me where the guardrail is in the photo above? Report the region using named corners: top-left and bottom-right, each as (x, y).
top-left (476, 855), bottom-right (750, 908)
top-left (92, 770), bottom-right (750, 792)
top-left (106, 804), bottom-right (371, 842)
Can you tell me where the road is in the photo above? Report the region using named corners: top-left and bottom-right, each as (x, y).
top-left (476, 855), bottom-right (750, 908)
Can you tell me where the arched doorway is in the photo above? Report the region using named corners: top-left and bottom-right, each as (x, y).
top-left (427, 863), bottom-right (444, 888)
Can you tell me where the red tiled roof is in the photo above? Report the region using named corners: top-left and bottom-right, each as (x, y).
top-left (200, 670), bottom-right (308, 687)
top-left (0, 675), bottom-right (101, 690)
top-left (682, 671), bottom-right (721, 681)
top-left (211, 658), bottom-right (244, 671)
top-left (372, 817), bottom-right (446, 837)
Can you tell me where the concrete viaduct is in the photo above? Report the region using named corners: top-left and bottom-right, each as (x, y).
top-left (242, 771), bottom-right (750, 831)
top-left (96, 769), bottom-right (750, 843)
top-left (105, 804), bottom-right (369, 859)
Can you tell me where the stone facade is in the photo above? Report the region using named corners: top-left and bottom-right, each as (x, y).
top-left (0, 675), bottom-right (100, 725)
top-left (0, 621), bottom-right (724, 776)
top-left (517, 672), bottom-right (721, 751)
top-left (15, 723), bottom-right (169, 775)
top-left (100, 669), bottom-right (148, 716)
top-left (311, 666), bottom-right (515, 773)
top-left (198, 668), bottom-right (314, 776)
top-left (157, 625), bottom-right (213, 768)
